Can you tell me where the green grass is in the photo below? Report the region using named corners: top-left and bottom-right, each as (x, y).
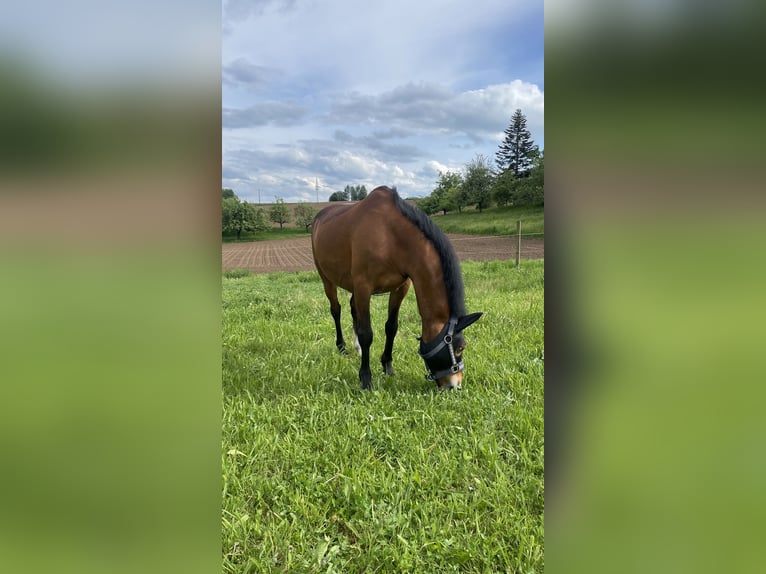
top-left (224, 269), bottom-right (252, 279)
top-left (224, 204), bottom-right (544, 243)
top-left (432, 205), bottom-right (544, 237)
top-left (223, 226), bottom-right (312, 243)
top-left (222, 260), bottom-right (544, 572)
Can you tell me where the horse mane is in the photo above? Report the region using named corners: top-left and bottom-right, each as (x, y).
top-left (387, 186), bottom-right (466, 317)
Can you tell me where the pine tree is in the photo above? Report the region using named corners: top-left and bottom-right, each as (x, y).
top-left (496, 109), bottom-right (538, 177)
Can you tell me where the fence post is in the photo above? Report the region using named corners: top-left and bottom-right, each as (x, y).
top-left (516, 220), bottom-right (521, 268)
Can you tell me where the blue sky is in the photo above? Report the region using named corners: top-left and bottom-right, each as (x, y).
top-left (222, 0), bottom-right (544, 203)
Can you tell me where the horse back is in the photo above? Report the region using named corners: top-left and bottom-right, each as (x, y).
top-left (311, 188), bottom-right (413, 291)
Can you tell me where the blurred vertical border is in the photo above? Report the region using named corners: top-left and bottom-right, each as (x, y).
top-left (0, 1), bottom-right (221, 573)
top-left (546, 1), bottom-right (766, 573)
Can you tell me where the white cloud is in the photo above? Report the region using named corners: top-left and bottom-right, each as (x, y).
top-left (222, 101), bottom-right (308, 128)
top-left (323, 80), bottom-right (543, 146)
top-left (222, 1), bottom-right (543, 202)
top-left (423, 160), bottom-right (456, 176)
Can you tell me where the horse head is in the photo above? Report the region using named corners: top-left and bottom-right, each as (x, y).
top-left (419, 312), bottom-right (483, 390)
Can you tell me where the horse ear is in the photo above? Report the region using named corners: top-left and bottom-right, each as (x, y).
top-left (456, 312), bottom-right (483, 332)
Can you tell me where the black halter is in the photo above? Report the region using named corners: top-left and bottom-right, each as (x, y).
top-left (418, 318), bottom-right (464, 381)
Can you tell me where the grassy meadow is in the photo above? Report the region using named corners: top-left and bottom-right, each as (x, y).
top-left (432, 205), bottom-right (544, 237)
top-left (223, 203), bottom-right (544, 242)
top-left (222, 260), bottom-right (544, 572)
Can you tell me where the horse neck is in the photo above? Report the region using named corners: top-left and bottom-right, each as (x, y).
top-left (408, 258), bottom-right (452, 344)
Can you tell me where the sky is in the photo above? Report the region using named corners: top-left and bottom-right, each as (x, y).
top-left (222, 0), bottom-right (544, 203)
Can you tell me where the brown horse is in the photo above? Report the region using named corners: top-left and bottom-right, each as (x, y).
top-left (311, 186), bottom-right (482, 390)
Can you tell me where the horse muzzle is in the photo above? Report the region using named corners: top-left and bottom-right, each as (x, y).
top-left (436, 371), bottom-right (463, 391)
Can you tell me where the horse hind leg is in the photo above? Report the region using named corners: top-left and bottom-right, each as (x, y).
top-left (351, 288), bottom-right (374, 390)
top-left (322, 278), bottom-right (346, 353)
top-left (380, 279), bottom-right (411, 377)
top-left (350, 296), bottom-right (362, 356)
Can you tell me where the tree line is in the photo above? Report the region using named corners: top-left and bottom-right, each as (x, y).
top-left (417, 109), bottom-right (543, 215)
top-left (222, 189), bottom-right (318, 239)
top-left (328, 184), bottom-right (367, 202)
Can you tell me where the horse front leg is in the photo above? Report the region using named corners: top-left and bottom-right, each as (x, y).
top-left (351, 289), bottom-right (373, 390)
top-left (381, 279), bottom-right (410, 376)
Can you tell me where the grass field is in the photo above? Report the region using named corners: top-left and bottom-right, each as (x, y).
top-left (432, 205), bottom-right (544, 237)
top-left (222, 204), bottom-right (544, 243)
top-left (222, 260), bottom-right (544, 572)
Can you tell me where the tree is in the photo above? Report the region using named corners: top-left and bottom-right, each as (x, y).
top-left (222, 196), bottom-right (239, 237)
top-left (417, 194), bottom-right (438, 215)
top-left (452, 183), bottom-right (471, 213)
top-left (253, 207), bottom-right (269, 232)
top-left (344, 184), bottom-right (368, 201)
top-left (491, 169), bottom-right (516, 207)
top-left (511, 152), bottom-right (544, 206)
top-left (431, 171), bottom-right (462, 215)
top-left (463, 154), bottom-right (495, 212)
top-left (294, 202), bottom-right (318, 231)
top-left (269, 198), bottom-right (291, 228)
top-left (222, 188), bottom-right (236, 200)
top-left (222, 197), bottom-right (260, 240)
top-left (329, 190), bottom-right (349, 201)
top-left (492, 151), bottom-right (544, 207)
top-left (496, 109), bottom-right (538, 177)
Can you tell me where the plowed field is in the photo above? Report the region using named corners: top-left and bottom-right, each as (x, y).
top-left (222, 234), bottom-right (543, 273)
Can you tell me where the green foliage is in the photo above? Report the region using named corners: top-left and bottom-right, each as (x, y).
top-left (330, 185), bottom-right (368, 202)
top-left (222, 226), bottom-right (311, 243)
top-left (329, 190), bottom-right (349, 202)
top-left (452, 180), bottom-right (471, 214)
top-left (431, 171), bottom-right (463, 215)
top-left (269, 198), bottom-right (291, 228)
top-left (511, 154), bottom-right (544, 206)
top-left (222, 261), bottom-right (544, 573)
top-left (223, 196), bottom-right (263, 240)
top-left (491, 153), bottom-right (544, 208)
top-left (463, 154), bottom-right (495, 213)
top-left (496, 109), bottom-right (538, 176)
top-left (416, 195), bottom-right (438, 215)
top-left (253, 206), bottom-right (269, 231)
top-left (223, 268), bottom-right (251, 279)
top-left (345, 184), bottom-right (368, 201)
top-left (222, 188), bottom-right (236, 200)
top-left (492, 169), bottom-right (516, 207)
top-left (294, 202), bottom-right (319, 231)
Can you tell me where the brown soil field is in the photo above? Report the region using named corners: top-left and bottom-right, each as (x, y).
top-left (222, 234), bottom-right (543, 274)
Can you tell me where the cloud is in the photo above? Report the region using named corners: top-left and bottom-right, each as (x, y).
top-left (222, 165), bottom-right (251, 181)
top-left (223, 0), bottom-right (301, 29)
top-left (221, 78), bottom-right (544, 201)
top-left (332, 130), bottom-right (425, 163)
top-left (221, 2), bottom-right (543, 202)
top-left (222, 101), bottom-right (308, 128)
top-left (223, 141), bottom-right (427, 202)
top-left (324, 80), bottom-right (544, 143)
top-left (223, 58), bottom-right (283, 90)
top-left (419, 160), bottom-right (457, 178)
top-left (372, 127), bottom-right (414, 139)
